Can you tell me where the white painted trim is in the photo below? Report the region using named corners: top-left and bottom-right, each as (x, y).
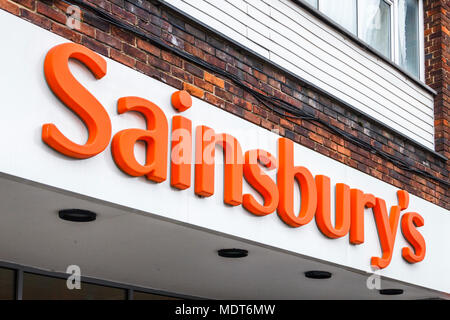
top-left (418, 0), bottom-right (426, 81)
top-left (386, 0), bottom-right (395, 61)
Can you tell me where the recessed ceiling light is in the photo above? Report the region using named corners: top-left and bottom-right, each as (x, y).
top-left (379, 289), bottom-right (404, 295)
top-left (304, 271), bottom-right (332, 279)
top-left (218, 248), bottom-right (248, 258)
top-left (58, 209), bottom-right (97, 222)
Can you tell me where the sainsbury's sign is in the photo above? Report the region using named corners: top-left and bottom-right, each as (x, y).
top-left (42, 43), bottom-right (426, 270)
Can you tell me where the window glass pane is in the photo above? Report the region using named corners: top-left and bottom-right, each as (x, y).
top-left (133, 291), bottom-right (181, 300)
top-left (0, 267), bottom-right (15, 300)
top-left (303, 0), bottom-right (318, 8)
top-left (358, 0), bottom-right (391, 58)
top-left (398, 0), bottom-right (419, 77)
top-left (319, 0), bottom-right (357, 34)
top-left (23, 273), bottom-right (126, 300)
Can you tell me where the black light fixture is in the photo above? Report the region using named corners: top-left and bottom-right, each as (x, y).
top-left (58, 209), bottom-right (97, 222)
top-left (304, 271), bottom-right (332, 279)
top-left (218, 248), bottom-right (248, 258)
top-left (379, 289), bottom-right (404, 295)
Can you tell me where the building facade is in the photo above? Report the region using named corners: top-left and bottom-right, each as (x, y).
top-left (0, 0), bottom-right (448, 299)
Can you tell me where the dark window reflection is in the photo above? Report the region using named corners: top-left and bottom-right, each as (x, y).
top-left (0, 267), bottom-right (15, 300)
top-left (23, 273), bottom-right (126, 300)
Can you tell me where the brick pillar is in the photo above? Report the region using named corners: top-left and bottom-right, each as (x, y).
top-left (424, 0), bottom-right (450, 161)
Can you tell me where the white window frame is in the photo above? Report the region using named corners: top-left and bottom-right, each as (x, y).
top-left (356, 0), bottom-right (395, 59)
top-left (393, 0), bottom-right (425, 80)
top-left (318, 0), bottom-right (358, 35)
top-left (418, 0), bottom-right (425, 80)
top-left (386, 0), bottom-right (395, 60)
top-left (312, 0), bottom-right (425, 81)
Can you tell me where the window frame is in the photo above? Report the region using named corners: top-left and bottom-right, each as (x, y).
top-left (302, 0), bottom-right (425, 81)
top-left (394, 0), bottom-right (424, 79)
top-left (318, 0), bottom-right (358, 35)
top-left (316, 0), bottom-right (359, 38)
top-left (356, 0), bottom-right (394, 60)
top-left (418, 0), bottom-right (425, 80)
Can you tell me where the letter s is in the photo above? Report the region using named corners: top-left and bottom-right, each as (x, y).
top-left (243, 149), bottom-right (279, 216)
top-left (42, 43), bottom-right (112, 158)
top-left (401, 212), bottom-right (426, 263)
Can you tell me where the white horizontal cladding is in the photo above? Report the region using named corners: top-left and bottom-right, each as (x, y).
top-left (0, 11), bottom-right (449, 294)
top-left (163, 0), bottom-right (436, 149)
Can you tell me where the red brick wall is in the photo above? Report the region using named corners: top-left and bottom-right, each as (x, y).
top-left (1, 0), bottom-right (448, 209)
top-left (424, 0), bottom-right (449, 162)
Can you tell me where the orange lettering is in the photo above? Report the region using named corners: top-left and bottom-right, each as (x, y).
top-left (215, 133), bottom-right (243, 206)
top-left (370, 197), bottom-right (401, 269)
top-left (171, 116), bottom-right (192, 190)
top-left (111, 97), bottom-right (168, 182)
top-left (243, 149), bottom-right (279, 216)
top-left (277, 138), bottom-right (317, 227)
top-left (401, 212), bottom-right (426, 263)
top-left (315, 175), bottom-right (350, 239)
top-left (41, 44), bottom-right (429, 269)
top-left (194, 127), bottom-right (243, 206)
top-left (350, 189), bottom-right (376, 244)
top-left (195, 125), bottom-right (216, 197)
top-left (171, 90), bottom-right (192, 112)
top-left (42, 43), bottom-right (111, 158)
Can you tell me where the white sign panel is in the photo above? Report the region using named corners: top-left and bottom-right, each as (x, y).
top-left (0, 11), bottom-right (448, 293)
